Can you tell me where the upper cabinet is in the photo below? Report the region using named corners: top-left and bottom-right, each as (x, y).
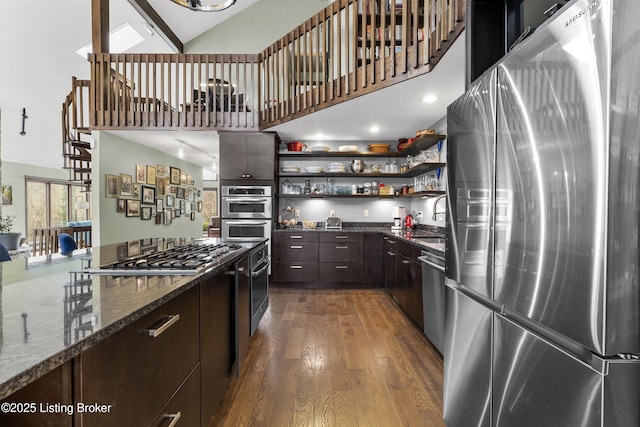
top-left (220, 132), bottom-right (280, 183)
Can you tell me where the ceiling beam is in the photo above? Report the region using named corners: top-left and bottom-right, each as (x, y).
top-left (92, 0), bottom-right (109, 53)
top-left (127, 0), bottom-right (184, 53)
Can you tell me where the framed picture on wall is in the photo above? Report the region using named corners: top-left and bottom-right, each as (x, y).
top-left (126, 199), bottom-right (141, 217)
top-left (146, 165), bottom-right (156, 185)
top-left (166, 194), bottom-right (175, 207)
top-left (164, 208), bottom-right (173, 224)
top-left (136, 165), bottom-right (146, 183)
top-left (176, 187), bottom-right (185, 200)
top-left (170, 167), bottom-right (181, 185)
top-left (127, 240), bottom-right (141, 256)
top-left (119, 174), bottom-right (132, 196)
top-left (156, 177), bottom-right (166, 196)
top-left (157, 164), bottom-right (167, 177)
top-left (156, 198), bottom-right (164, 212)
top-left (142, 185), bottom-right (155, 205)
top-left (155, 212), bottom-right (163, 224)
top-left (190, 212), bottom-right (196, 221)
top-left (180, 171), bottom-right (188, 185)
top-left (141, 207), bottom-right (152, 220)
top-left (133, 184), bottom-right (141, 198)
top-left (198, 200), bottom-right (203, 212)
top-left (117, 198), bottom-right (126, 213)
top-left (106, 174), bottom-right (118, 198)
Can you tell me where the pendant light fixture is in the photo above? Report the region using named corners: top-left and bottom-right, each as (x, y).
top-left (170, 0), bottom-right (236, 12)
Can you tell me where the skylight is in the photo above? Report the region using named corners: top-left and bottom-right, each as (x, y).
top-left (76, 24), bottom-right (144, 58)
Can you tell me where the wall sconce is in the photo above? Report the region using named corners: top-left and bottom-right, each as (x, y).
top-left (20, 108), bottom-right (28, 136)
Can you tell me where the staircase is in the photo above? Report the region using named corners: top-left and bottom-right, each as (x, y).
top-left (62, 77), bottom-right (92, 189)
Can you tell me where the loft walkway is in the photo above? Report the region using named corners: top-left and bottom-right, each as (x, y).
top-left (64, 0), bottom-right (464, 136)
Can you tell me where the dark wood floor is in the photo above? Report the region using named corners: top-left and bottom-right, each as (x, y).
top-left (213, 288), bottom-right (445, 426)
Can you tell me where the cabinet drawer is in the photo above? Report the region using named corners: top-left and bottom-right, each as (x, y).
top-left (274, 232), bottom-right (319, 243)
top-left (319, 232), bottom-right (363, 243)
top-left (273, 242), bottom-right (318, 262)
top-left (149, 364), bottom-right (201, 427)
top-left (319, 262), bottom-right (363, 282)
top-left (273, 262), bottom-right (318, 282)
top-left (318, 242), bottom-right (362, 262)
top-left (78, 286), bottom-right (200, 427)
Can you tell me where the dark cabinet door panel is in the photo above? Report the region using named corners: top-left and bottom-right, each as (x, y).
top-left (318, 242), bottom-right (362, 263)
top-left (78, 286), bottom-right (200, 427)
top-left (364, 233), bottom-right (384, 284)
top-left (273, 243), bottom-right (318, 262)
top-left (318, 232), bottom-right (363, 243)
top-left (319, 262), bottom-right (363, 282)
top-left (149, 364), bottom-right (201, 427)
top-left (273, 262), bottom-right (319, 282)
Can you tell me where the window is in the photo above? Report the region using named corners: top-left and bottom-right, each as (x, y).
top-left (25, 177), bottom-right (91, 243)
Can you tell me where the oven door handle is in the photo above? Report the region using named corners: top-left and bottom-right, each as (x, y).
top-left (224, 220), bottom-right (269, 226)
top-left (251, 258), bottom-right (271, 278)
top-left (224, 198), bottom-right (270, 203)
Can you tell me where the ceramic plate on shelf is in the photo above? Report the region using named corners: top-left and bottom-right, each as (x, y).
top-left (310, 145), bottom-right (330, 152)
top-left (281, 167), bottom-right (301, 173)
top-left (305, 166), bottom-right (324, 173)
top-left (338, 145), bottom-right (359, 152)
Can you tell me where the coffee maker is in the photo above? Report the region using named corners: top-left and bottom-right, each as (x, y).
top-left (391, 206), bottom-right (406, 231)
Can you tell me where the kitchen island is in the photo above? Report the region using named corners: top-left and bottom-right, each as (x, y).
top-left (0, 237), bottom-right (265, 426)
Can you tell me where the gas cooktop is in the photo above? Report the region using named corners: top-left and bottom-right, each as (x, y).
top-left (89, 243), bottom-right (245, 276)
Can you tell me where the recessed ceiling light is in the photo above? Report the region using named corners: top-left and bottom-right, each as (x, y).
top-left (369, 126), bottom-right (380, 133)
top-left (422, 94), bottom-right (438, 103)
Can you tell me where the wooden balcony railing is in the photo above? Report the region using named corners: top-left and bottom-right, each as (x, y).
top-left (260, 0), bottom-right (465, 127)
top-left (32, 226), bottom-right (92, 258)
top-left (89, 53), bottom-right (260, 130)
top-left (80, 1), bottom-right (462, 132)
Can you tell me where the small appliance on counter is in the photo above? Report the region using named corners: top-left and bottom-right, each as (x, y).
top-left (325, 216), bottom-right (342, 230)
top-left (391, 206), bottom-right (407, 231)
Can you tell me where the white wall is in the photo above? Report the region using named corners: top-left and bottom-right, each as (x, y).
top-left (93, 131), bottom-right (204, 246)
top-left (186, 0), bottom-right (331, 53)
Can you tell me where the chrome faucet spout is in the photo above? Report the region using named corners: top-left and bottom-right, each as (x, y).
top-left (432, 195), bottom-right (447, 221)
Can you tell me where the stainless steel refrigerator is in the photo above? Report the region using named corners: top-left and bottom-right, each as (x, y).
top-left (444, 0), bottom-right (640, 425)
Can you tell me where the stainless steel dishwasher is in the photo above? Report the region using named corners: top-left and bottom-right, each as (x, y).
top-left (419, 250), bottom-right (445, 354)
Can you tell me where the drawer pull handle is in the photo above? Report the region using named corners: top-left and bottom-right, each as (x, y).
top-left (290, 265), bottom-right (303, 269)
top-left (335, 265), bottom-right (349, 269)
top-left (147, 314), bottom-right (180, 338)
top-left (336, 245), bottom-right (348, 249)
top-left (335, 235), bottom-right (348, 239)
top-left (290, 245), bottom-right (303, 249)
top-left (290, 235), bottom-right (303, 239)
top-left (402, 260), bottom-right (411, 264)
top-left (164, 412), bottom-right (182, 427)
top-left (387, 252), bottom-right (395, 256)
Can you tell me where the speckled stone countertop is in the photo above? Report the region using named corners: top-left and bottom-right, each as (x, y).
top-left (0, 237), bottom-right (259, 401)
top-left (274, 223), bottom-right (446, 255)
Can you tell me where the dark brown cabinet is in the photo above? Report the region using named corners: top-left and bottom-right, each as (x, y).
top-left (200, 269), bottom-right (235, 426)
top-left (149, 364), bottom-right (201, 427)
top-left (386, 236), bottom-right (424, 329)
top-left (273, 232), bottom-right (319, 282)
top-left (0, 362), bottom-right (73, 427)
top-left (273, 232), bottom-right (382, 287)
top-left (220, 132), bottom-right (279, 183)
top-left (77, 285), bottom-right (200, 427)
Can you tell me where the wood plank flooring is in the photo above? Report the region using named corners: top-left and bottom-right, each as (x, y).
top-left (213, 288), bottom-right (445, 427)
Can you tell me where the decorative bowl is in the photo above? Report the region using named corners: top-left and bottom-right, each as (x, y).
top-left (305, 166), bottom-right (323, 173)
top-left (310, 145), bottom-right (330, 152)
top-left (338, 145), bottom-right (358, 152)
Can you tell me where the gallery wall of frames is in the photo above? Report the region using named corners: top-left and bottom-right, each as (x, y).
top-left (105, 163), bottom-right (203, 225)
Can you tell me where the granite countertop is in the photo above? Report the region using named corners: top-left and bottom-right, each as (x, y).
top-left (0, 237), bottom-right (258, 401)
top-left (274, 223), bottom-right (446, 255)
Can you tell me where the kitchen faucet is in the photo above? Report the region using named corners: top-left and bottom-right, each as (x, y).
top-left (432, 194), bottom-right (447, 221)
